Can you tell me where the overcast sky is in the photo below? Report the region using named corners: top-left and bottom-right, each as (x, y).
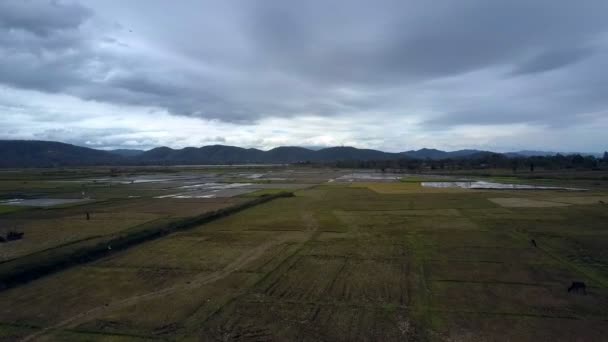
top-left (1, 0), bottom-right (607, 152)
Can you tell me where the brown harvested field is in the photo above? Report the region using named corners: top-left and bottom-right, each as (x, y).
top-left (0, 168), bottom-right (607, 341)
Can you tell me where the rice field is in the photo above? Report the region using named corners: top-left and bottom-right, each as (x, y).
top-left (0, 167), bottom-right (607, 341)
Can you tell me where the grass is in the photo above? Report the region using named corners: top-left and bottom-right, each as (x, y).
top-left (359, 182), bottom-right (466, 194)
top-left (0, 192), bottom-right (293, 290)
top-left (0, 167), bottom-right (607, 341)
top-left (0, 205), bottom-right (26, 215)
top-left (0, 196), bottom-right (247, 262)
top-left (240, 188), bottom-right (290, 197)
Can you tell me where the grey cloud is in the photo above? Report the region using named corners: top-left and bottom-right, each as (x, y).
top-left (512, 47), bottom-right (593, 75)
top-left (0, 0), bottom-right (608, 136)
top-left (0, 1), bottom-right (97, 93)
top-left (0, 48), bottom-right (85, 91)
top-left (0, 0), bottom-right (91, 36)
top-left (108, 75), bottom-right (184, 98)
top-left (28, 126), bottom-right (168, 150)
top-left (243, 0), bottom-right (608, 85)
top-left (421, 50), bottom-right (608, 128)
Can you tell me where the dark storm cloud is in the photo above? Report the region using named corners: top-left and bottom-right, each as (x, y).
top-left (0, 1), bottom-right (93, 91)
top-left (512, 47), bottom-right (593, 75)
top-left (422, 46), bottom-right (608, 128)
top-left (1, 0), bottom-right (608, 131)
top-left (0, 0), bottom-right (91, 36)
top-left (243, 0), bottom-right (608, 84)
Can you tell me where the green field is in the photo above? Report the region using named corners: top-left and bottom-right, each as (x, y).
top-left (0, 168), bottom-right (607, 340)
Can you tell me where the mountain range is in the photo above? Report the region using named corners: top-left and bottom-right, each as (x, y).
top-left (0, 140), bottom-right (602, 168)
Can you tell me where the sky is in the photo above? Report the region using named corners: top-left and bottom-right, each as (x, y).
top-left (1, 0), bottom-right (607, 152)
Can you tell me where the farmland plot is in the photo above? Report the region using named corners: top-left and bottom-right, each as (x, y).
top-left (1, 169), bottom-right (608, 341)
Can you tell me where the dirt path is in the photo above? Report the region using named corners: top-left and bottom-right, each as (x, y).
top-left (19, 235), bottom-right (290, 342)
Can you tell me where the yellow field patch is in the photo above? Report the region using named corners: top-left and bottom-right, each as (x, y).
top-left (489, 197), bottom-right (571, 208)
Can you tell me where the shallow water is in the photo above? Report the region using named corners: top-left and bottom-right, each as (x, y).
top-left (178, 182), bottom-right (252, 190)
top-left (157, 183), bottom-right (253, 198)
top-left (1, 198), bottom-right (92, 207)
top-left (89, 177), bottom-right (178, 184)
top-left (244, 173), bottom-right (264, 179)
top-left (334, 173), bottom-right (401, 182)
top-left (421, 181), bottom-right (585, 191)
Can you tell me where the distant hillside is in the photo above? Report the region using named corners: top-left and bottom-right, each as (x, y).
top-left (137, 145), bottom-right (398, 164)
top-left (264, 147), bottom-right (316, 163)
top-left (315, 147), bottom-right (400, 161)
top-left (0, 141), bottom-right (403, 167)
top-left (109, 149), bottom-right (144, 157)
top-left (504, 150), bottom-right (557, 157)
top-left (0, 140), bottom-right (123, 167)
top-left (0, 140), bottom-right (602, 167)
top-left (506, 150), bottom-right (602, 158)
top-left (400, 148), bottom-right (487, 160)
top-left (139, 145), bottom-right (266, 164)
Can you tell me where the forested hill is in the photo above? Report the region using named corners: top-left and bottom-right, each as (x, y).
top-left (0, 140), bottom-right (603, 167)
top-left (0, 140), bottom-right (125, 168)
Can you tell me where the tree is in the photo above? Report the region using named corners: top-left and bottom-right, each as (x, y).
top-left (572, 154), bottom-right (585, 165)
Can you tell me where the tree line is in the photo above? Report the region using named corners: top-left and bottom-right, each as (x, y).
top-left (307, 152), bottom-right (608, 172)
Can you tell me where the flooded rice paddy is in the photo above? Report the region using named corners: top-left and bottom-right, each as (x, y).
top-left (332, 172), bottom-right (401, 183)
top-left (156, 183), bottom-right (254, 198)
top-left (421, 181), bottom-right (586, 191)
top-left (1, 198), bottom-right (92, 207)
